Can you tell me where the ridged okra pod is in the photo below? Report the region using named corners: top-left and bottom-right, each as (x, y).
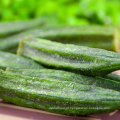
top-left (0, 25), bottom-right (118, 53)
top-left (6, 68), bottom-right (120, 92)
top-left (0, 51), bottom-right (44, 70)
top-left (0, 18), bottom-right (46, 38)
top-left (17, 37), bottom-right (120, 76)
top-left (1, 70), bottom-right (120, 115)
top-left (35, 25), bottom-right (119, 52)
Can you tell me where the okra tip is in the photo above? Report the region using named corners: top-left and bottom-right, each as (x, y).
top-left (17, 36), bottom-right (33, 55)
top-left (5, 67), bottom-right (10, 72)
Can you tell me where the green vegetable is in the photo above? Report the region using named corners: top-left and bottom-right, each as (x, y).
top-left (0, 29), bottom-right (34, 53)
top-left (0, 51), bottom-right (44, 70)
top-left (6, 68), bottom-right (120, 92)
top-left (1, 69), bottom-right (120, 115)
top-left (103, 73), bottom-right (120, 83)
top-left (35, 26), bottom-right (119, 52)
top-left (0, 17), bottom-right (46, 38)
top-left (0, 25), bottom-right (118, 53)
top-left (17, 37), bottom-right (120, 76)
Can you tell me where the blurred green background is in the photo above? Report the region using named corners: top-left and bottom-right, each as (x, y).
top-left (0, 0), bottom-right (120, 26)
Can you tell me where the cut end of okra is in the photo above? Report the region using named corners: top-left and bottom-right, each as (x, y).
top-left (113, 28), bottom-right (119, 52)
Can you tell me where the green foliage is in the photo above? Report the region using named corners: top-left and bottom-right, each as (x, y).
top-left (0, 0), bottom-right (120, 25)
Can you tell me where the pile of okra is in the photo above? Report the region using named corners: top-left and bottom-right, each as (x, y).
top-left (0, 18), bottom-right (120, 116)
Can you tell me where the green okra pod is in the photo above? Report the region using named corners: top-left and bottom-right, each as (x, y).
top-left (6, 68), bottom-right (120, 92)
top-left (0, 51), bottom-right (44, 70)
top-left (17, 37), bottom-right (120, 76)
top-left (0, 25), bottom-right (118, 53)
top-left (1, 70), bottom-right (120, 115)
top-left (0, 18), bottom-right (46, 38)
